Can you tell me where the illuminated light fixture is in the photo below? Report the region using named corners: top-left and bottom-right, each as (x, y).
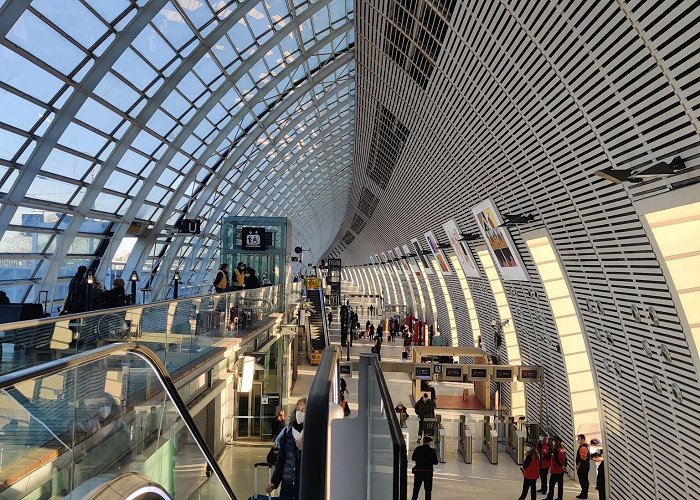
top-left (526, 234), bottom-right (602, 443)
top-left (595, 156), bottom-right (686, 184)
top-left (86, 272), bottom-right (94, 285)
top-left (130, 271), bottom-right (139, 282)
top-left (173, 271), bottom-right (181, 281)
top-left (240, 356), bottom-right (255, 393)
top-left (433, 258), bottom-right (458, 349)
top-left (450, 255), bottom-right (481, 348)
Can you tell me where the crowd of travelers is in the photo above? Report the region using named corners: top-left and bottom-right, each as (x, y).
top-left (62, 265), bottom-right (129, 314)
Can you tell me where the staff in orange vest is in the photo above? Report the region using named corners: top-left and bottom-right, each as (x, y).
top-left (537, 431), bottom-right (552, 494)
top-left (545, 436), bottom-right (567, 500)
top-left (576, 434), bottom-right (591, 498)
top-left (518, 442), bottom-right (541, 500)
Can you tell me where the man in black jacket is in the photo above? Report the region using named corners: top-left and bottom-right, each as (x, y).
top-left (411, 436), bottom-right (438, 500)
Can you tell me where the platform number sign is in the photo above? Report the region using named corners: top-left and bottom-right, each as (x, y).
top-left (242, 227), bottom-right (266, 250)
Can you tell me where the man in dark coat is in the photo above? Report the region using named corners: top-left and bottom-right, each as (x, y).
top-left (65, 265), bottom-right (88, 313)
top-left (411, 436), bottom-right (439, 500)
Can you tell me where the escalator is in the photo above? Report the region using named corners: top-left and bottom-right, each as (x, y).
top-left (0, 343), bottom-right (237, 499)
top-left (306, 288), bottom-right (328, 353)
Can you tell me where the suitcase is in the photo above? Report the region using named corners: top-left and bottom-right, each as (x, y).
top-left (402, 351), bottom-right (409, 359)
top-left (249, 462), bottom-right (278, 500)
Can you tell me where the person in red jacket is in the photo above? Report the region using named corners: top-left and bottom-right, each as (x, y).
top-left (545, 436), bottom-right (567, 500)
top-left (537, 431), bottom-right (552, 494)
top-left (518, 442), bottom-right (541, 500)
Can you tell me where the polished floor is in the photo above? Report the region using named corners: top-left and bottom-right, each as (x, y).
top-left (214, 309), bottom-right (598, 499)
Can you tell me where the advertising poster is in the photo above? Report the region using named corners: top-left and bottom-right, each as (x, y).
top-left (424, 230), bottom-right (452, 275)
top-left (402, 244), bottom-right (421, 276)
top-left (411, 238), bottom-right (434, 274)
top-left (471, 198), bottom-right (529, 281)
top-left (395, 246), bottom-right (411, 276)
top-left (442, 219), bottom-right (480, 278)
top-left (380, 252), bottom-right (388, 264)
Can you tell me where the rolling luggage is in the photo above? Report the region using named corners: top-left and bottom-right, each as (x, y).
top-left (248, 462), bottom-right (278, 500)
top-left (402, 351), bottom-right (409, 359)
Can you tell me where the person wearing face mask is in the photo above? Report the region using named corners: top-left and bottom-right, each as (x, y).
top-left (411, 435), bottom-right (439, 500)
top-left (518, 442), bottom-right (540, 500)
top-left (267, 398), bottom-right (306, 500)
top-left (414, 392), bottom-right (436, 444)
top-left (545, 437), bottom-right (567, 500)
top-left (575, 434), bottom-right (591, 498)
top-left (537, 431), bottom-right (552, 494)
top-left (234, 262), bottom-right (246, 289)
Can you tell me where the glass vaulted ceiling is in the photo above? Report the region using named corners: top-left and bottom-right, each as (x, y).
top-left (0, 0), bottom-right (355, 308)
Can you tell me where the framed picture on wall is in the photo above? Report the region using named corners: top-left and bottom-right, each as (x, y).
top-left (411, 238), bottom-right (434, 274)
top-left (471, 198), bottom-right (529, 281)
top-left (402, 244), bottom-right (421, 276)
top-left (424, 230), bottom-right (452, 275)
top-left (442, 219), bottom-right (480, 278)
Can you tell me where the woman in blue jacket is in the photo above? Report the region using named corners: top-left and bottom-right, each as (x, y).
top-left (267, 398), bottom-right (306, 499)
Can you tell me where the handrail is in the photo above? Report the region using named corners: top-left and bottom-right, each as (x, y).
top-left (318, 282), bottom-right (330, 348)
top-left (299, 346), bottom-right (339, 500)
top-left (0, 342), bottom-right (238, 500)
top-left (0, 285), bottom-right (280, 330)
top-left (370, 356), bottom-right (408, 500)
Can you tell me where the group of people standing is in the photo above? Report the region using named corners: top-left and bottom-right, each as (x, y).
top-left (63, 265), bottom-right (129, 314)
top-left (213, 261), bottom-right (261, 293)
top-left (518, 432), bottom-right (605, 500)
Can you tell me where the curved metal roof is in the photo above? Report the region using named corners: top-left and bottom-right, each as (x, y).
top-left (0, 0), bottom-right (355, 305)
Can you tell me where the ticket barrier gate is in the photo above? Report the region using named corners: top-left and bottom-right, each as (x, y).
top-left (421, 416), bottom-right (446, 463)
top-left (506, 421), bottom-right (525, 465)
top-left (482, 416), bottom-right (499, 464)
top-left (458, 415), bottom-right (473, 464)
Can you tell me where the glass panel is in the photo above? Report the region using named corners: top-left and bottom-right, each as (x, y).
top-left (0, 350), bottom-right (230, 499)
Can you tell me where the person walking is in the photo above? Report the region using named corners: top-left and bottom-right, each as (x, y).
top-left (545, 436), bottom-right (567, 500)
top-left (267, 398), bottom-right (306, 500)
top-left (537, 431), bottom-right (552, 494)
top-left (327, 311), bottom-right (333, 327)
top-left (213, 264), bottom-right (230, 293)
top-left (576, 434), bottom-right (591, 498)
top-left (518, 442), bottom-right (540, 500)
top-left (413, 393), bottom-right (436, 443)
top-left (271, 410), bottom-right (286, 442)
top-left (411, 436), bottom-right (438, 500)
top-left (373, 333), bottom-right (382, 361)
top-left (592, 451), bottom-right (606, 500)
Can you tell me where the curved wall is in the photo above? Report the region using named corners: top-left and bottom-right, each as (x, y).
top-left (332, 1), bottom-right (700, 498)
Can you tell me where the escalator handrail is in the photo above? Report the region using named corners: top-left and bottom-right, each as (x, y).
top-left (0, 342), bottom-right (237, 500)
top-left (317, 283), bottom-right (330, 348)
top-left (299, 346), bottom-right (339, 500)
top-left (370, 356), bottom-right (408, 500)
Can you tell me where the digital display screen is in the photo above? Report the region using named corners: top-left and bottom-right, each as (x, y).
top-left (415, 367), bottom-right (432, 377)
top-left (496, 369), bottom-right (513, 379)
top-left (339, 364), bottom-right (351, 375)
top-left (470, 368), bottom-right (488, 379)
top-left (445, 367), bottom-right (462, 377)
top-left (521, 369), bottom-right (538, 379)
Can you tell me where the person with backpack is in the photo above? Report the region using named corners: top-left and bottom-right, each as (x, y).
top-left (518, 442), bottom-right (541, 500)
top-left (545, 436), bottom-right (567, 500)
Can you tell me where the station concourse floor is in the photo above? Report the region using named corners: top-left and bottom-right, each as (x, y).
top-left (214, 313), bottom-right (595, 499)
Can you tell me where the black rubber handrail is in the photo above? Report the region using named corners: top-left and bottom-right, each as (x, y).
top-left (0, 342), bottom-right (238, 500)
top-left (370, 356), bottom-right (408, 500)
top-left (299, 345), bottom-right (339, 500)
top-left (318, 283), bottom-right (331, 348)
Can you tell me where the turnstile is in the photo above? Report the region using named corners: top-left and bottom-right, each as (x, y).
top-left (482, 416), bottom-right (499, 464)
top-left (458, 415), bottom-right (473, 464)
top-left (506, 422), bottom-right (525, 465)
